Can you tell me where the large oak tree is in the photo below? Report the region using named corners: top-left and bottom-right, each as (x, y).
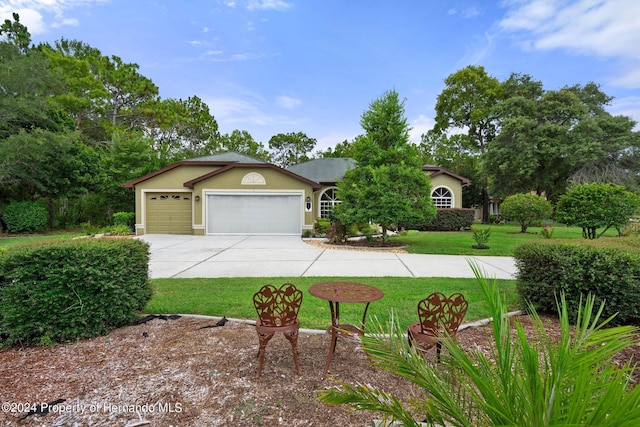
top-left (432, 65), bottom-right (501, 223)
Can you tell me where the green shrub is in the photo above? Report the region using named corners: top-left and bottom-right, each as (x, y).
top-left (314, 218), bottom-right (331, 236)
top-left (105, 224), bottom-right (133, 236)
top-left (514, 238), bottom-right (640, 325)
top-left (500, 193), bottom-right (553, 233)
top-left (402, 208), bottom-right (475, 231)
top-left (80, 221), bottom-right (100, 235)
top-left (489, 214), bottom-right (503, 224)
top-left (112, 211), bottom-right (135, 232)
top-left (0, 238), bottom-right (152, 346)
top-left (1, 201), bottom-right (48, 234)
top-left (556, 182), bottom-right (640, 239)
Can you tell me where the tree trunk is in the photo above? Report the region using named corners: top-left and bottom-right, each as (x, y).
top-left (48, 198), bottom-right (55, 230)
top-left (481, 185), bottom-right (490, 224)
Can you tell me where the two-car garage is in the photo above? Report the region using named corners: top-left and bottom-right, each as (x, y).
top-left (206, 193), bottom-right (302, 235)
top-left (144, 191), bottom-right (303, 235)
top-left (126, 154), bottom-right (319, 236)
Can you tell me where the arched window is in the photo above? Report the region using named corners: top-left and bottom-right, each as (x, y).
top-left (241, 172), bottom-right (266, 185)
top-left (320, 187), bottom-right (341, 218)
top-left (431, 186), bottom-right (453, 208)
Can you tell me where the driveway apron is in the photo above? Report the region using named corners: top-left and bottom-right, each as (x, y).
top-left (137, 235), bottom-right (517, 279)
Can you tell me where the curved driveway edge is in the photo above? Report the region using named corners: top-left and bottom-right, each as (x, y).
top-left (138, 235), bottom-right (517, 280)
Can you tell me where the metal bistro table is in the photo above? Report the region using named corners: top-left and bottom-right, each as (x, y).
top-left (308, 281), bottom-right (384, 379)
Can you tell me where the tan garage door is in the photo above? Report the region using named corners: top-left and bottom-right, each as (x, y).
top-left (146, 193), bottom-right (192, 234)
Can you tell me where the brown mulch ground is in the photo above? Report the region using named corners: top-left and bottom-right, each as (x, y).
top-left (2, 314), bottom-right (639, 427)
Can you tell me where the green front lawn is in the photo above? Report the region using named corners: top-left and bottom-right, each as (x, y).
top-left (3, 224), bottom-right (616, 329)
top-left (0, 232), bottom-right (83, 248)
top-left (391, 224), bottom-right (620, 256)
top-left (146, 276), bottom-right (518, 331)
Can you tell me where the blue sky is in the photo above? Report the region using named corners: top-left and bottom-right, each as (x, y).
top-left (2, 0), bottom-right (640, 151)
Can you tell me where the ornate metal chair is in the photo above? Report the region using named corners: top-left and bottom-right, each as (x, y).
top-left (407, 292), bottom-right (468, 361)
top-left (253, 283), bottom-right (303, 378)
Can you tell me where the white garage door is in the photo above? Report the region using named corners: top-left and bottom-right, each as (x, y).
top-left (207, 194), bottom-right (301, 235)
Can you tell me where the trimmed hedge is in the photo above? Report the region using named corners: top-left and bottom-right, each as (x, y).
top-left (514, 237), bottom-right (640, 325)
top-left (402, 208), bottom-right (475, 231)
top-left (2, 201), bottom-right (48, 234)
top-left (0, 238), bottom-right (152, 346)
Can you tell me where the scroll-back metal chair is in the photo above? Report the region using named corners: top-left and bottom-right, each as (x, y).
top-left (253, 283), bottom-right (303, 378)
top-left (407, 292), bottom-right (468, 362)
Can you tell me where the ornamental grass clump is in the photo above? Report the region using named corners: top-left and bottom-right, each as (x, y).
top-left (317, 260), bottom-right (640, 427)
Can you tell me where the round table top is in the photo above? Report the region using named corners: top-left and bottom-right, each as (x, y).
top-left (308, 281), bottom-right (384, 303)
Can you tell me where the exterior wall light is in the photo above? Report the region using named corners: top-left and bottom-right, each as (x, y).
top-left (195, 195), bottom-right (200, 202)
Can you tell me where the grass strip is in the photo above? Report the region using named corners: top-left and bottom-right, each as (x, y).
top-left (146, 276), bottom-right (518, 331)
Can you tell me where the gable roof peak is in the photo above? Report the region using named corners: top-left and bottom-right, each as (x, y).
top-left (189, 151), bottom-right (267, 164)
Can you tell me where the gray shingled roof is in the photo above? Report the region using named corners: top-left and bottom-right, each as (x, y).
top-left (189, 152), bottom-right (267, 164)
top-left (287, 158), bottom-right (356, 183)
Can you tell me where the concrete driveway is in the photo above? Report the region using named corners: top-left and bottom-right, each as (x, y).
top-left (138, 235), bottom-right (517, 280)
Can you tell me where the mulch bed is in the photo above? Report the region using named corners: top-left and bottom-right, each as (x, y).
top-left (2, 314), bottom-right (638, 426)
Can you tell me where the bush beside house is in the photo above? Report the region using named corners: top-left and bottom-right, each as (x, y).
top-left (401, 208), bottom-right (475, 231)
top-left (0, 238), bottom-right (152, 346)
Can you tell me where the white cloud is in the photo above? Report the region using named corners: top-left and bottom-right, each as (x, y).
top-left (204, 94), bottom-right (298, 130)
top-left (462, 6), bottom-right (480, 18)
top-left (499, 0), bottom-right (640, 88)
top-left (0, 6), bottom-right (45, 33)
top-left (246, 0), bottom-right (292, 11)
top-left (609, 95), bottom-right (640, 129)
top-left (203, 49), bottom-right (224, 56)
top-left (200, 52), bottom-right (260, 62)
top-left (315, 131), bottom-right (359, 152)
top-left (0, 0), bottom-right (105, 34)
top-left (447, 6), bottom-right (480, 18)
top-left (409, 114), bottom-right (435, 144)
top-left (51, 16), bottom-right (77, 27)
top-left (276, 95), bottom-right (301, 109)
top-left (457, 31), bottom-right (496, 66)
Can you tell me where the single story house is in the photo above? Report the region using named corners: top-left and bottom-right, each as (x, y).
top-left (123, 152), bottom-right (471, 236)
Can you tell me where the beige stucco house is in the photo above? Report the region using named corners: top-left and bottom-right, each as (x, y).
top-left (123, 153), bottom-right (470, 236)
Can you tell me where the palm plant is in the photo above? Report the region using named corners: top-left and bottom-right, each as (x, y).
top-left (317, 260), bottom-right (640, 426)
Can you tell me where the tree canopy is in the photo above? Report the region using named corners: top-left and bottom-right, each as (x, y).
top-left (335, 90), bottom-right (435, 238)
top-left (485, 77), bottom-right (633, 202)
top-left (426, 67), bottom-right (640, 213)
top-left (268, 132), bottom-right (316, 168)
top-left (2, 13), bottom-right (639, 232)
top-left (432, 65), bottom-right (502, 223)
